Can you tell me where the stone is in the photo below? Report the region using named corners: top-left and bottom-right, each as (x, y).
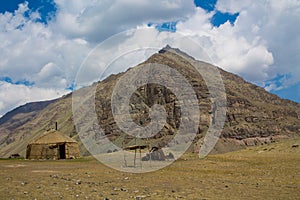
top-left (136, 196), bottom-right (146, 200)
top-left (21, 181), bottom-right (28, 186)
top-left (292, 144), bottom-right (299, 148)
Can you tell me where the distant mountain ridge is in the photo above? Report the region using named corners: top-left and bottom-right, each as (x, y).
top-left (0, 100), bottom-right (56, 126)
top-left (0, 47), bottom-right (299, 157)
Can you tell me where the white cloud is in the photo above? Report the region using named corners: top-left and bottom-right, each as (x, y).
top-left (0, 1), bottom-right (197, 115)
top-left (215, 0), bottom-right (252, 13)
top-left (177, 0), bottom-right (300, 89)
top-left (75, 26), bottom-right (213, 88)
top-left (52, 0), bottom-right (196, 42)
top-left (0, 81), bottom-right (69, 116)
top-left (214, 0), bottom-right (300, 86)
top-left (0, 0), bottom-right (300, 116)
top-left (176, 8), bottom-right (273, 81)
top-left (0, 3), bottom-right (90, 115)
top-left (0, 4), bottom-right (91, 84)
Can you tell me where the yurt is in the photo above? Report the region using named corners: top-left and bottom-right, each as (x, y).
top-left (26, 129), bottom-right (80, 159)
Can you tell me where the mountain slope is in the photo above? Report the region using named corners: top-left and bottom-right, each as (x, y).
top-left (0, 100), bottom-right (56, 126)
top-left (0, 47), bottom-right (299, 157)
top-left (0, 100), bottom-right (56, 148)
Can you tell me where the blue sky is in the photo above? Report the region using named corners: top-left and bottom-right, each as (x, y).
top-left (0, 0), bottom-right (56, 23)
top-left (150, 0), bottom-right (239, 31)
top-left (0, 0), bottom-right (299, 115)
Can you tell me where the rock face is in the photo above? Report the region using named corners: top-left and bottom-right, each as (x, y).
top-left (0, 47), bottom-right (300, 157)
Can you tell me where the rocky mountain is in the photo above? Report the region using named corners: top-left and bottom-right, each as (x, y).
top-left (0, 47), bottom-right (299, 158)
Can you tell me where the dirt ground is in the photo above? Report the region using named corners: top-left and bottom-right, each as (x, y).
top-left (0, 138), bottom-right (299, 200)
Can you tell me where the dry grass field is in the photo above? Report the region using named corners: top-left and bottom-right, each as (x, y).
top-left (1, 138), bottom-right (299, 200)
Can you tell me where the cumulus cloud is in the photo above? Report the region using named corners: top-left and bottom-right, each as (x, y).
top-left (0, 3), bottom-right (88, 115)
top-left (0, 3), bottom-right (91, 83)
top-left (52, 0), bottom-right (196, 42)
top-left (177, 8), bottom-right (274, 81)
top-left (0, 0), bottom-right (197, 115)
top-left (75, 26), bottom-right (213, 88)
top-left (0, 81), bottom-right (68, 116)
top-left (0, 0), bottom-right (300, 116)
top-left (214, 0), bottom-right (300, 85)
top-left (176, 0), bottom-right (300, 95)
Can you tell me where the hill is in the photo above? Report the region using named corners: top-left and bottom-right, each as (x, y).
top-left (0, 46), bottom-right (299, 157)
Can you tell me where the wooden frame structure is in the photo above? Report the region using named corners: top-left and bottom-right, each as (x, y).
top-left (123, 144), bottom-right (149, 167)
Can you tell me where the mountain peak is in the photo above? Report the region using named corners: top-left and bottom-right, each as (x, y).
top-left (158, 44), bottom-right (172, 53)
top-left (158, 45), bottom-right (196, 61)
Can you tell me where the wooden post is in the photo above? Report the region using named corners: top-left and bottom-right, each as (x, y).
top-left (139, 147), bottom-right (142, 168)
top-left (134, 149), bottom-right (137, 167)
top-left (123, 141), bottom-right (127, 167)
top-left (134, 137), bottom-right (137, 167)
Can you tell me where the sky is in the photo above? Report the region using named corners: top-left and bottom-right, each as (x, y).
top-left (0, 0), bottom-right (299, 116)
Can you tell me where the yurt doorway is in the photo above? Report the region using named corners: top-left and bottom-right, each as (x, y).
top-left (59, 144), bottom-right (66, 159)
